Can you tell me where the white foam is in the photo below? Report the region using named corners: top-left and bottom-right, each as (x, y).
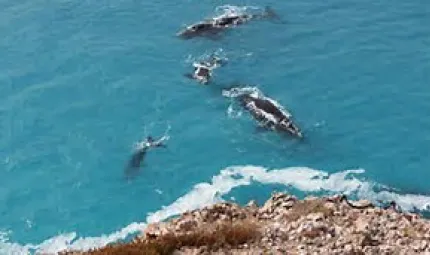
top-left (226, 104), bottom-right (242, 118)
top-left (2, 165), bottom-right (430, 254)
top-left (134, 133), bottom-right (170, 151)
top-left (222, 86), bottom-right (292, 118)
top-left (185, 49), bottom-right (227, 66)
top-left (147, 165), bottom-right (430, 224)
top-left (146, 168), bottom-right (252, 223)
top-left (0, 231), bottom-right (33, 255)
top-left (223, 86), bottom-right (294, 128)
top-left (215, 5), bottom-right (262, 17)
top-left (222, 86), bottom-right (261, 98)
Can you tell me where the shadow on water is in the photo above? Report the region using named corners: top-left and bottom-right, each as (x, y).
top-left (123, 149), bottom-right (147, 180)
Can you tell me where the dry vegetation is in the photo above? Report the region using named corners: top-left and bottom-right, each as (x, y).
top-left (64, 219), bottom-right (260, 255)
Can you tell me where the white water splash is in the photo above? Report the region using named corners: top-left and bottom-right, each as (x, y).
top-left (148, 165), bottom-right (430, 223)
top-left (222, 86), bottom-right (262, 98)
top-left (215, 5), bottom-right (262, 17)
top-left (222, 86), bottom-right (293, 124)
top-left (226, 104), bottom-right (242, 118)
top-left (185, 48), bottom-right (228, 68)
top-left (134, 122), bottom-right (171, 151)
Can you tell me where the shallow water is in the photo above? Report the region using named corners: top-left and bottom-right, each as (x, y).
top-left (0, 0), bottom-right (429, 253)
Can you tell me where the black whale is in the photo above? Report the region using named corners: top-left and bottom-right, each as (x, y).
top-left (177, 7), bottom-right (278, 40)
top-left (225, 88), bottom-right (303, 138)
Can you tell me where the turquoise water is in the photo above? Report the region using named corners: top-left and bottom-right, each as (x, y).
top-left (1, 0), bottom-right (429, 253)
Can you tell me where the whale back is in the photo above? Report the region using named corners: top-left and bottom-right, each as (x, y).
top-left (241, 94), bottom-right (288, 121)
top-left (236, 92), bottom-right (302, 137)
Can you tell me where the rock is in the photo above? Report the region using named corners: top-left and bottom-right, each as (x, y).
top-left (326, 194), bottom-right (347, 203)
top-left (273, 214), bottom-right (284, 221)
top-left (280, 200), bottom-right (295, 209)
top-left (246, 200), bottom-right (258, 209)
top-left (404, 213), bottom-right (419, 222)
top-left (176, 218), bottom-right (198, 232)
top-left (344, 244), bottom-right (353, 252)
top-left (307, 212), bottom-right (324, 222)
top-left (361, 233), bottom-right (380, 247)
top-left (347, 200), bottom-right (374, 209)
top-left (143, 222), bottom-right (169, 239)
top-left (324, 202), bottom-right (337, 211)
top-left (260, 202), bottom-right (273, 214)
top-left (420, 240), bottom-right (428, 250)
top-left (355, 217), bottom-right (369, 233)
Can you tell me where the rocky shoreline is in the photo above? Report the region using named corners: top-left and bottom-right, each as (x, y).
top-left (70, 193), bottom-right (430, 254)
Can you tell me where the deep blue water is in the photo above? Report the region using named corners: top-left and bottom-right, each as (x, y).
top-left (0, 0), bottom-right (429, 253)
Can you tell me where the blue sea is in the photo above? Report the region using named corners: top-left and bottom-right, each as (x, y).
top-left (0, 0), bottom-right (429, 253)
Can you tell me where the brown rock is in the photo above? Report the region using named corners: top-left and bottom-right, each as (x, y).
top-left (246, 200), bottom-right (258, 209)
top-left (355, 217), bottom-right (369, 233)
top-left (347, 200), bottom-right (374, 209)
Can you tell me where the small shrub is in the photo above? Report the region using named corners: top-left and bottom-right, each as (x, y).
top-left (73, 219), bottom-right (260, 255)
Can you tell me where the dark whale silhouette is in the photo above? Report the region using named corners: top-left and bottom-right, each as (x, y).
top-left (224, 88), bottom-right (303, 138)
top-left (177, 6), bottom-right (279, 40)
top-left (124, 136), bottom-right (167, 179)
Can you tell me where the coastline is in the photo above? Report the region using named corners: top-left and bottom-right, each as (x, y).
top-left (64, 192), bottom-right (430, 254)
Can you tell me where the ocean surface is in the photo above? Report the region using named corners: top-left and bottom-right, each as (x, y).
top-left (0, 0), bottom-right (429, 253)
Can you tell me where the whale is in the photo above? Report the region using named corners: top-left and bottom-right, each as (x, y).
top-left (184, 56), bottom-right (226, 85)
top-left (124, 136), bottom-right (168, 179)
top-left (177, 6), bottom-right (279, 40)
top-left (223, 87), bottom-right (303, 138)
